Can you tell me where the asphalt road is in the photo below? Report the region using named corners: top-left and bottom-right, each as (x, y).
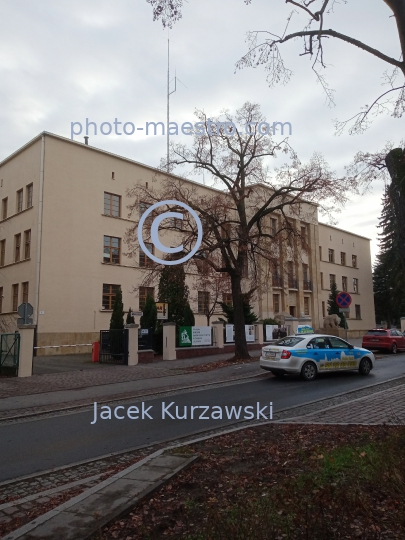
top-left (1, 355), bottom-right (405, 482)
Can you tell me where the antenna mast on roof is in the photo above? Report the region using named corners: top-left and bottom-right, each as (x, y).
top-left (167, 33), bottom-right (186, 173)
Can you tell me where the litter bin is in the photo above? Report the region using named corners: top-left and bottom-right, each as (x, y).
top-left (92, 341), bottom-right (100, 362)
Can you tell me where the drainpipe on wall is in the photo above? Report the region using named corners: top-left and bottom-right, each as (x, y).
top-left (34, 134), bottom-right (45, 327)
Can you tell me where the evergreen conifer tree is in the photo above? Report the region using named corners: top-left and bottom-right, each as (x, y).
top-left (110, 287), bottom-right (124, 330)
top-left (140, 295), bottom-right (157, 329)
top-left (219, 299), bottom-right (258, 325)
top-left (158, 261), bottom-right (195, 327)
top-left (126, 307), bottom-right (135, 325)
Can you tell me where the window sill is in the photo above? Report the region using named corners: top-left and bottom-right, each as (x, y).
top-left (0, 206), bottom-right (33, 224)
top-left (0, 258), bottom-right (31, 269)
top-left (102, 213), bottom-right (135, 223)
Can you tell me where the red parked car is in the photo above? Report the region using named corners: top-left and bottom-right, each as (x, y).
top-left (362, 329), bottom-right (405, 354)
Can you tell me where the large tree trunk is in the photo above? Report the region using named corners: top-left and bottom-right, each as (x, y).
top-left (383, 0), bottom-right (405, 72)
top-left (231, 274), bottom-right (250, 360)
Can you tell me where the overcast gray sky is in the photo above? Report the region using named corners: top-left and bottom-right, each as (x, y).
top-left (0, 0), bottom-right (403, 261)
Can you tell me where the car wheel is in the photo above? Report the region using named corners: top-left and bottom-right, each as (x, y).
top-left (391, 343), bottom-right (398, 354)
top-left (301, 362), bottom-right (317, 381)
top-left (359, 358), bottom-right (372, 375)
top-left (271, 371), bottom-right (284, 378)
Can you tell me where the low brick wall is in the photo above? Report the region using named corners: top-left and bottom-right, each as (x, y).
top-left (315, 328), bottom-right (368, 340)
top-left (36, 332), bottom-right (98, 356)
top-left (175, 343), bottom-right (262, 359)
top-left (138, 350), bottom-right (155, 363)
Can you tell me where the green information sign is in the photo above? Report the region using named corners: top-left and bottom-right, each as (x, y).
top-left (179, 326), bottom-right (192, 347)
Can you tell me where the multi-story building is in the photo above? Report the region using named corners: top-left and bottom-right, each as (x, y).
top-left (317, 224), bottom-right (374, 334)
top-left (0, 132), bottom-right (375, 353)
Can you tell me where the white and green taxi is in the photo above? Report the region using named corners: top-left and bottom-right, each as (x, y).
top-left (260, 334), bottom-right (375, 381)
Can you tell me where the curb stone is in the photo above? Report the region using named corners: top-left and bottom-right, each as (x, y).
top-left (2, 452), bottom-right (199, 540)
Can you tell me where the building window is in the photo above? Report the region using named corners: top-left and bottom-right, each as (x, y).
top-left (353, 278), bottom-right (359, 293)
top-left (104, 192), bottom-right (121, 217)
top-left (198, 291), bottom-right (210, 314)
top-left (301, 225), bottom-right (307, 245)
top-left (139, 286), bottom-right (154, 310)
top-left (273, 294), bottom-right (280, 314)
top-left (355, 304), bottom-right (361, 319)
top-left (26, 184), bottom-right (33, 208)
top-left (222, 293), bottom-right (233, 305)
top-left (340, 252), bottom-right (346, 265)
top-left (288, 261), bottom-right (297, 288)
top-left (139, 201), bottom-right (152, 216)
top-left (24, 230), bottom-right (31, 259)
top-left (16, 189), bottom-right (23, 213)
top-left (0, 240), bottom-right (5, 267)
top-left (328, 249), bottom-right (335, 263)
top-left (320, 272), bottom-right (324, 289)
top-left (1, 198), bottom-right (7, 220)
top-left (329, 274), bottom-right (336, 289)
top-left (103, 236), bottom-right (121, 264)
top-left (289, 306), bottom-right (296, 317)
top-left (242, 258), bottom-right (248, 278)
top-left (12, 284), bottom-right (19, 311)
top-left (319, 246), bottom-right (322, 260)
top-left (342, 276), bottom-right (347, 292)
top-left (22, 282), bottom-right (29, 303)
top-left (322, 301), bottom-right (326, 318)
top-left (0, 287), bottom-right (2, 313)
top-left (271, 218), bottom-right (277, 236)
top-left (304, 297), bottom-right (310, 316)
top-left (102, 284), bottom-right (120, 310)
top-left (139, 242), bottom-right (153, 267)
top-left (14, 234), bottom-right (21, 263)
top-left (352, 255), bottom-right (357, 268)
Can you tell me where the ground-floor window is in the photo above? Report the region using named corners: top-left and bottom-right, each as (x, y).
top-left (139, 286), bottom-right (154, 310)
top-left (198, 291), bottom-right (210, 314)
top-left (102, 284), bottom-right (120, 310)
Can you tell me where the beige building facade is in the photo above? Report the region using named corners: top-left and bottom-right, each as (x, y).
top-left (0, 133), bottom-right (375, 353)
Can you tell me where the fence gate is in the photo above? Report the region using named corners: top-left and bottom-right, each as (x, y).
top-left (99, 329), bottom-right (128, 365)
top-left (138, 327), bottom-right (154, 350)
top-left (0, 333), bottom-right (20, 376)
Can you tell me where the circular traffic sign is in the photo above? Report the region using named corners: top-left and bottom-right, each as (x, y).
top-left (336, 292), bottom-right (352, 308)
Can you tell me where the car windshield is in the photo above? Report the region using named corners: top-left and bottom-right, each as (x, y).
top-left (274, 337), bottom-right (304, 347)
top-left (366, 330), bottom-right (388, 335)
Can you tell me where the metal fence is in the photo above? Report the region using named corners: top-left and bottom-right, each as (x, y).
top-left (0, 333), bottom-right (20, 376)
top-left (99, 329), bottom-right (128, 365)
top-left (138, 327), bottom-right (154, 350)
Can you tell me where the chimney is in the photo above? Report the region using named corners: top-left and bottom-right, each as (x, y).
top-left (84, 136), bottom-right (89, 145)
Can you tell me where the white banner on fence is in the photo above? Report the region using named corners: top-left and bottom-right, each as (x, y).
top-left (192, 326), bottom-right (212, 346)
top-left (225, 325), bottom-right (256, 343)
top-left (225, 324), bottom-right (234, 343)
top-left (265, 325), bottom-right (277, 341)
top-left (245, 325), bottom-right (255, 342)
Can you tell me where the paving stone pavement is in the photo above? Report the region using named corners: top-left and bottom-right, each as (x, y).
top-left (278, 379), bottom-right (405, 425)
top-left (2, 453), bottom-right (198, 540)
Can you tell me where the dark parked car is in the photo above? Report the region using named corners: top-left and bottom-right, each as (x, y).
top-left (362, 329), bottom-right (405, 354)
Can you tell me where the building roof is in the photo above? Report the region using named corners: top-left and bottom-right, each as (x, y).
top-left (318, 222), bottom-right (371, 241)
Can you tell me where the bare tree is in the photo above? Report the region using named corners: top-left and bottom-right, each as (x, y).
top-left (126, 102), bottom-right (360, 359)
top-left (147, 0), bottom-right (405, 135)
top-left (191, 256), bottom-right (232, 325)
